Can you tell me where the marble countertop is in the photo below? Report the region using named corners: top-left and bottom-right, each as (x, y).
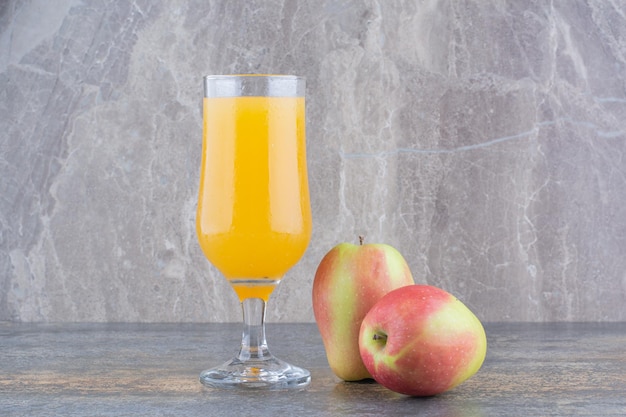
top-left (1, 322), bottom-right (625, 416)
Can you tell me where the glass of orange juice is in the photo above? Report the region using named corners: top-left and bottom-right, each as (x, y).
top-left (196, 75), bottom-right (312, 389)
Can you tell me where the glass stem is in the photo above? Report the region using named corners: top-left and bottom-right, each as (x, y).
top-left (238, 297), bottom-right (271, 362)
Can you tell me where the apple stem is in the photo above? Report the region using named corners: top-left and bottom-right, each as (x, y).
top-left (373, 333), bottom-right (387, 342)
top-left (359, 235), bottom-right (364, 245)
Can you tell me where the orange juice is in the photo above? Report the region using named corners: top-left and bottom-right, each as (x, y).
top-left (196, 96), bottom-right (311, 301)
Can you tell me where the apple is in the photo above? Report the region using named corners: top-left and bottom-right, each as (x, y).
top-left (312, 238), bottom-right (415, 381)
top-left (359, 285), bottom-right (487, 396)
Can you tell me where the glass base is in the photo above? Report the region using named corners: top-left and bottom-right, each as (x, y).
top-left (199, 356), bottom-right (311, 390)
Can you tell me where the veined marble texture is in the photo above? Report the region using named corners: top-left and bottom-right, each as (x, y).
top-left (1, 0), bottom-right (625, 323)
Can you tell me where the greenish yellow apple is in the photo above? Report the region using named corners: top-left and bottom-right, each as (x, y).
top-left (312, 239), bottom-right (414, 381)
top-left (359, 285), bottom-right (487, 396)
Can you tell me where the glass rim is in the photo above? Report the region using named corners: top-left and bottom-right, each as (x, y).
top-left (203, 74), bottom-right (304, 81)
top-left (203, 74), bottom-right (305, 98)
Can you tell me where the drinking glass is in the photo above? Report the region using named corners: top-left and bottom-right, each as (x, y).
top-left (196, 75), bottom-right (312, 389)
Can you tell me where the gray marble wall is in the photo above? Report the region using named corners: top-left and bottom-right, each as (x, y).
top-left (1, 0), bottom-right (625, 323)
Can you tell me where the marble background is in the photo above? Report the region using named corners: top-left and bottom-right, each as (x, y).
top-left (1, 0), bottom-right (625, 323)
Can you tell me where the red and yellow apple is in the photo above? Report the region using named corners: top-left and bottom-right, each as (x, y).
top-left (359, 285), bottom-right (487, 396)
top-left (312, 239), bottom-right (414, 381)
